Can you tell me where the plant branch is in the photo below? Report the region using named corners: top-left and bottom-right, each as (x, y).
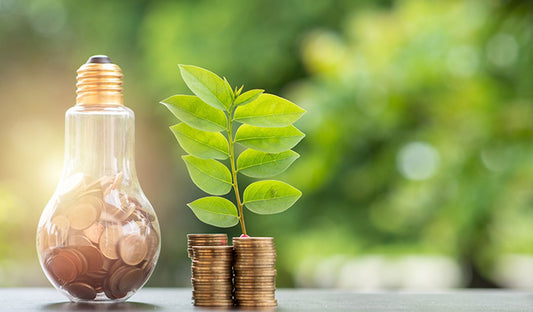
top-left (227, 106), bottom-right (247, 236)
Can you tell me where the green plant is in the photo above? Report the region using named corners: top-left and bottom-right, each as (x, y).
top-left (161, 65), bottom-right (305, 236)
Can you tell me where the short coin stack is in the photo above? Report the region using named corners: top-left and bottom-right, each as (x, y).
top-left (190, 246), bottom-right (234, 308)
top-left (186, 234), bottom-right (228, 258)
top-left (233, 237), bottom-right (277, 308)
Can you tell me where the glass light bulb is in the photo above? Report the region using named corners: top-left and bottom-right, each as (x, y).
top-left (37, 55), bottom-right (160, 302)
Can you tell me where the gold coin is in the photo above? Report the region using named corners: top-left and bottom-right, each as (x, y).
top-left (67, 196), bottom-right (102, 230)
top-left (99, 224), bottom-right (123, 260)
top-left (192, 291), bottom-right (233, 297)
top-left (234, 282), bottom-right (276, 286)
top-left (192, 256), bottom-right (234, 261)
top-left (192, 294), bottom-right (233, 300)
top-left (115, 194), bottom-right (137, 221)
top-left (234, 249), bottom-right (276, 253)
top-left (234, 251), bottom-right (276, 255)
top-left (69, 248), bottom-right (89, 276)
top-left (193, 299), bottom-right (234, 307)
top-left (68, 235), bottom-right (93, 247)
top-left (108, 259), bottom-right (125, 274)
top-left (188, 233), bottom-right (228, 238)
top-left (192, 286), bottom-right (233, 291)
top-left (191, 273), bottom-right (233, 280)
top-left (235, 294), bottom-right (276, 300)
top-left (235, 260), bottom-right (275, 264)
top-left (193, 245), bottom-right (233, 250)
top-left (66, 282), bottom-right (97, 300)
top-left (119, 234), bottom-right (148, 266)
top-left (78, 245), bottom-right (104, 273)
top-left (192, 261), bottom-right (233, 266)
top-left (192, 265), bottom-right (233, 270)
top-left (191, 270), bottom-right (233, 276)
top-left (237, 300), bottom-right (277, 307)
top-left (108, 266), bottom-right (129, 299)
top-left (192, 280), bottom-right (233, 285)
top-left (192, 284), bottom-right (233, 290)
top-left (192, 271), bottom-right (232, 277)
top-left (118, 267), bottom-right (145, 293)
top-left (191, 278), bottom-right (232, 283)
top-left (234, 266), bottom-right (276, 271)
top-left (78, 187), bottom-right (103, 199)
top-left (234, 248), bottom-right (276, 252)
top-left (192, 291), bottom-right (232, 298)
top-left (48, 253), bottom-right (77, 284)
top-left (233, 239), bottom-right (274, 246)
top-left (82, 270), bottom-right (107, 289)
top-left (102, 257), bottom-right (116, 272)
top-left (83, 176), bottom-right (103, 192)
top-left (236, 297), bottom-right (277, 302)
top-left (83, 222), bottom-right (104, 244)
top-left (233, 237), bottom-right (274, 241)
top-left (192, 257), bottom-right (233, 262)
top-left (192, 249), bottom-right (233, 253)
top-left (235, 277), bottom-right (276, 283)
top-left (103, 278), bottom-right (117, 300)
top-left (234, 242), bottom-right (275, 247)
top-left (234, 288), bottom-right (276, 293)
top-left (235, 263), bottom-right (275, 267)
top-left (234, 285), bottom-right (276, 290)
top-left (191, 267), bottom-right (233, 272)
top-left (234, 272), bottom-right (277, 277)
top-left (191, 265), bottom-right (232, 270)
top-left (235, 257), bottom-right (276, 261)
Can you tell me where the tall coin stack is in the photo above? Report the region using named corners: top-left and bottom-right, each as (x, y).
top-left (190, 246), bottom-right (234, 308)
top-left (186, 234), bottom-right (228, 258)
top-left (233, 237), bottom-right (277, 308)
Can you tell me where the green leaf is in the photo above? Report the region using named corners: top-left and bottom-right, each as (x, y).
top-left (237, 149), bottom-right (299, 178)
top-left (234, 89), bottom-right (264, 108)
top-left (182, 155), bottom-right (232, 195)
top-left (243, 180), bottom-right (302, 214)
top-left (161, 95), bottom-right (227, 132)
top-left (187, 196), bottom-right (239, 227)
top-left (235, 85), bottom-right (244, 96)
top-left (235, 125), bottom-right (305, 153)
top-left (179, 64), bottom-right (232, 111)
top-left (223, 77), bottom-right (235, 101)
top-left (170, 123), bottom-right (229, 159)
top-left (234, 94), bottom-right (305, 127)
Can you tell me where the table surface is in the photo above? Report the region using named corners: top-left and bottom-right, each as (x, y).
top-left (0, 288), bottom-right (532, 311)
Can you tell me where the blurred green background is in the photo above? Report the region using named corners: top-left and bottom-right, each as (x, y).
top-left (1, 0), bottom-right (533, 289)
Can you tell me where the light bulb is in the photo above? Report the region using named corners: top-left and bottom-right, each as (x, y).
top-left (37, 55), bottom-right (160, 302)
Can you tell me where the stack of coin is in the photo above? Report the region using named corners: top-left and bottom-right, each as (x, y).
top-left (38, 172), bottom-right (160, 301)
top-left (186, 234), bottom-right (228, 258)
top-left (233, 237), bottom-right (277, 308)
top-left (191, 246), bottom-right (234, 308)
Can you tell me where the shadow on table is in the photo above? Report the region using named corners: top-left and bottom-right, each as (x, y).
top-left (42, 302), bottom-right (160, 311)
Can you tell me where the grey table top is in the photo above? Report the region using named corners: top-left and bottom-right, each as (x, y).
top-left (0, 288), bottom-right (532, 311)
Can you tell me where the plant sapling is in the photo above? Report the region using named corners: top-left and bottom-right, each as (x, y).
top-left (161, 65), bottom-right (305, 236)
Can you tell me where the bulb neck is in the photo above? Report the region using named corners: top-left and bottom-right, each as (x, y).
top-left (76, 55), bottom-right (123, 106)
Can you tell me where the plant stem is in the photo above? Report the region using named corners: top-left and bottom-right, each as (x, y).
top-left (228, 107), bottom-right (247, 236)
